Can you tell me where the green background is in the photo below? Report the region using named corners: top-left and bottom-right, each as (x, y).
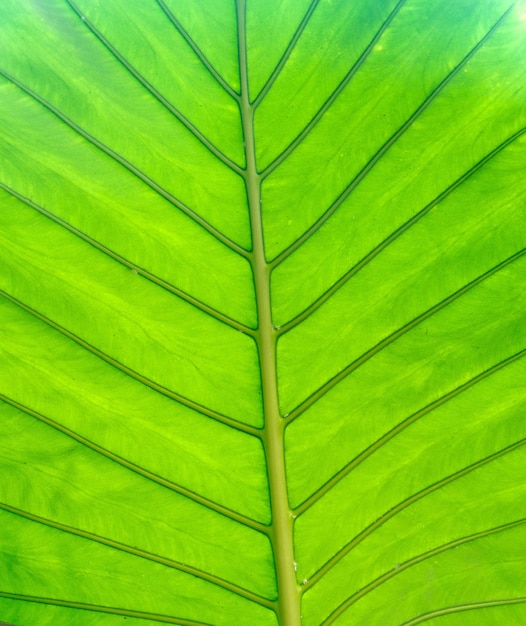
top-left (0, 0), bottom-right (525, 624)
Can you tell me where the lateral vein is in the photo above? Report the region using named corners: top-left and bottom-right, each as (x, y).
top-left (0, 393), bottom-right (268, 535)
top-left (278, 126), bottom-right (526, 332)
top-left (286, 249), bottom-right (526, 423)
top-left (304, 437), bottom-right (526, 589)
top-left (0, 502), bottom-right (274, 608)
top-left (269, 4), bottom-right (514, 264)
top-left (260, 0), bottom-right (408, 178)
top-left (0, 69), bottom-right (248, 258)
top-left (0, 290), bottom-right (261, 438)
top-left (0, 181), bottom-right (254, 335)
top-left (253, 0), bottom-right (321, 109)
top-left (293, 348), bottom-right (526, 516)
top-left (321, 518), bottom-right (526, 624)
top-left (0, 591), bottom-right (214, 625)
top-left (401, 597), bottom-right (526, 626)
top-left (65, 0), bottom-right (243, 174)
top-left (155, 0), bottom-right (239, 99)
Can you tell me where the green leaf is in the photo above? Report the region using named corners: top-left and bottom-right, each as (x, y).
top-left (1, 1), bottom-right (525, 625)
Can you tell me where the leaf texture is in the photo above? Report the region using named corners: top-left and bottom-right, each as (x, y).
top-left (0, 1), bottom-right (525, 625)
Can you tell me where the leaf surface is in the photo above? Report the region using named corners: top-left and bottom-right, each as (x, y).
top-left (1, 1), bottom-right (525, 625)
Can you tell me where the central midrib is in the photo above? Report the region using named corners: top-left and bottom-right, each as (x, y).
top-left (236, 2), bottom-right (301, 624)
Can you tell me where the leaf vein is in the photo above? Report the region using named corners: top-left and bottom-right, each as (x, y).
top-left (321, 518), bottom-right (526, 624)
top-left (286, 249), bottom-right (525, 422)
top-left (0, 70), bottom-right (248, 258)
top-left (0, 394), bottom-right (267, 534)
top-left (155, 0), bottom-right (240, 99)
top-left (269, 4), bottom-right (514, 263)
top-left (401, 597), bottom-right (526, 626)
top-left (293, 348), bottom-right (526, 516)
top-left (253, 0), bottom-right (321, 109)
top-left (0, 591), bottom-right (214, 625)
top-left (261, 0), bottom-right (408, 178)
top-left (305, 437), bottom-right (526, 589)
top-left (0, 181), bottom-right (254, 335)
top-left (65, 0), bottom-right (243, 174)
top-left (278, 126), bottom-right (526, 332)
top-left (0, 502), bottom-right (274, 608)
top-left (0, 290), bottom-right (261, 438)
